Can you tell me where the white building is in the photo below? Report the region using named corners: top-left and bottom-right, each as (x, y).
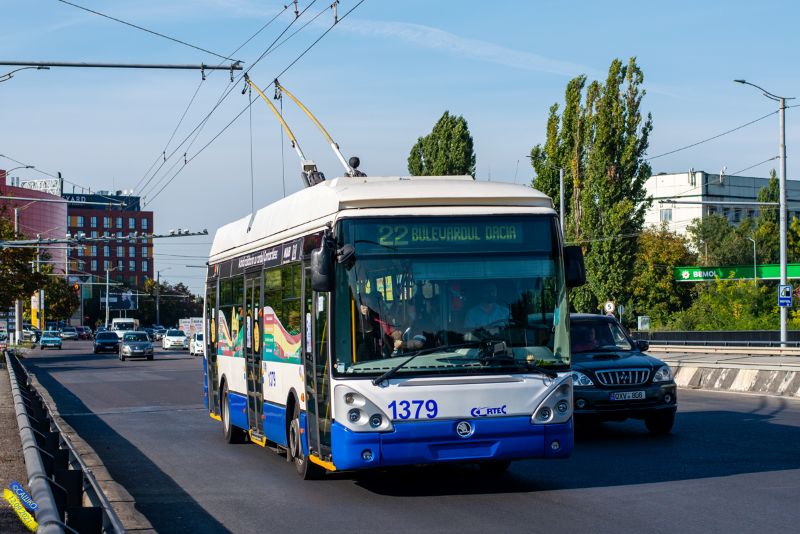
top-left (644, 171), bottom-right (800, 236)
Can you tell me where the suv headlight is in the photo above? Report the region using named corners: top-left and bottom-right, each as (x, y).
top-left (122, 345), bottom-right (131, 353)
top-left (532, 377), bottom-right (572, 425)
top-left (652, 365), bottom-right (673, 383)
top-left (334, 385), bottom-right (393, 432)
top-left (571, 371), bottom-right (594, 386)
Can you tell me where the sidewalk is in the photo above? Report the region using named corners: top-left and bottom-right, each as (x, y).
top-left (651, 347), bottom-right (800, 398)
top-left (0, 366), bottom-right (32, 534)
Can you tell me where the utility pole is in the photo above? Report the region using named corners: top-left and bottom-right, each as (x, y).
top-left (105, 268), bottom-right (110, 329)
top-left (13, 208), bottom-right (21, 343)
top-left (156, 271), bottom-right (161, 327)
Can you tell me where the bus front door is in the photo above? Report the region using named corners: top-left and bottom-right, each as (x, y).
top-left (303, 282), bottom-right (332, 461)
top-left (245, 275), bottom-right (265, 441)
top-left (206, 281), bottom-right (220, 417)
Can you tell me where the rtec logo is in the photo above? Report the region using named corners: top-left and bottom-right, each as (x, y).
top-left (470, 405), bottom-right (507, 417)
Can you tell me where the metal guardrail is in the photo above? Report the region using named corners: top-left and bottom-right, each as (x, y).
top-left (631, 330), bottom-right (800, 348)
top-left (644, 339), bottom-right (800, 348)
top-left (5, 351), bottom-right (125, 533)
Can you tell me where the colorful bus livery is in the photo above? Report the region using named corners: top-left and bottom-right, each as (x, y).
top-left (204, 174), bottom-right (585, 478)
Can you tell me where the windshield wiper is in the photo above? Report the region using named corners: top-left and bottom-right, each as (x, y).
top-left (371, 342), bottom-right (481, 385)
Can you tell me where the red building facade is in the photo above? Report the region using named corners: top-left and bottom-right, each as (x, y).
top-left (0, 184), bottom-right (67, 271)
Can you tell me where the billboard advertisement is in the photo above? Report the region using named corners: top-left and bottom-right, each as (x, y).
top-left (99, 289), bottom-right (139, 310)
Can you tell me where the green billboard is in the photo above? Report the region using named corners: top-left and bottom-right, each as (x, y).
top-left (673, 264), bottom-right (800, 282)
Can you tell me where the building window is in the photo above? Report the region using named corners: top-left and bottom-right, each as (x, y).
top-left (129, 276), bottom-right (137, 287)
top-left (116, 217), bottom-right (123, 229)
top-left (103, 231), bottom-right (110, 238)
top-left (77, 247), bottom-right (84, 257)
top-left (103, 260), bottom-right (110, 271)
top-left (90, 216), bottom-right (97, 227)
top-left (142, 260), bottom-right (149, 272)
top-left (129, 260), bottom-right (136, 272)
top-left (91, 245), bottom-right (97, 256)
top-left (129, 246), bottom-right (136, 257)
top-left (117, 245), bottom-right (123, 257)
top-left (723, 207), bottom-right (730, 220)
top-left (91, 260), bottom-right (97, 271)
top-left (659, 208), bottom-right (672, 222)
top-left (733, 209), bottom-right (741, 223)
top-left (129, 217), bottom-right (136, 230)
top-left (104, 216), bottom-right (111, 228)
top-left (76, 215), bottom-right (85, 227)
top-left (103, 245), bottom-right (110, 256)
top-left (141, 218), bottom-right (149, 230)
top-left (91, 230), bottom-right (98, 238)
top-left (117, 260), bottom-right (124, 271)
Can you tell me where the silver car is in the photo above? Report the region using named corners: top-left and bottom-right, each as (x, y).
top-left (119, 331), bottom-right (154, 361)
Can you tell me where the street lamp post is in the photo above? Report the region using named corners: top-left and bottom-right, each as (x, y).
top-left (0, 66), bottom-right (49, 83)
top-left (735, 79), bottom-right (795, 345)
top-left (747, 237), bottom-right (757, 286)
top-left (156, 268), bottom-right (172, 327)
top-left (105, 266), bottom-right (119, 328)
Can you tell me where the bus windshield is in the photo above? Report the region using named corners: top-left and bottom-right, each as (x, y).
top-left (333, 215), bottom-right (570, 378)
top-left (112, 321), bottom-right (135, 331)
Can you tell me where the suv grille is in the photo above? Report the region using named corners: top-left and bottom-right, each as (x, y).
top-left (595, 368), bottom-right (649, 386)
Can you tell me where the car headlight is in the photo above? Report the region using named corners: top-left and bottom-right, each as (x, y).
top-left (652, 365), bottom-right (673, 382)
top-left (122, 345), bottom-right (131, 353)
top-left (571, 371), bottom-right (594, 386)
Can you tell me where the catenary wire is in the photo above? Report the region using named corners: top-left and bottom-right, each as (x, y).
top-left (144, 0), bottom-right (366, 206)
top-left (54, 0), bottom-right (238, 62)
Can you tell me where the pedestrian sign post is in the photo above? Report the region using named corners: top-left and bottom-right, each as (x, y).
top-left (779, 285), bottom-right (793, 307)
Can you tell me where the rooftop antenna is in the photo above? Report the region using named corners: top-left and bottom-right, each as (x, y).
top-left (244, 74), bottom-right (325, 188)
top-left (274, 78), bottom-right (363, 177)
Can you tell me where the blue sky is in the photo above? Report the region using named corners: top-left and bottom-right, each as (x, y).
top-left (2, 0), bottom-right (799, 293)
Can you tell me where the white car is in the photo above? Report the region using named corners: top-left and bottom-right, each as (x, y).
top-left (189, 333), bottom-right (204, 356)
top-left (162, 329), bottom-right (189, 350)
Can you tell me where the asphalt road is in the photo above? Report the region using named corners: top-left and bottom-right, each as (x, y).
top-left (21, 341), bottom-right (800, 534)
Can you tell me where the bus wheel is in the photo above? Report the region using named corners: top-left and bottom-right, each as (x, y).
top-left (288, 404), bottom-right (322, 480)
top-left (222, 383), bottom-right (245, 444)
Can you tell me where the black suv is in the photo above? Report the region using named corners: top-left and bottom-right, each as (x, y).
top-left (570, 314), bottom-right (677, 434)
top-left (93, 332), bottom-right (120, 354)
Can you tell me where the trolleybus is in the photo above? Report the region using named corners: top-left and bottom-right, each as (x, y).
top-left (204, 174), bottom-right (585, 478)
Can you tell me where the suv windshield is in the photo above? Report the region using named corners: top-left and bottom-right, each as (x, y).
top-left (570, 318), bottom-right (633, 356)
top-left (123, 333), bottom-right (149, 342)
top-left (96, 333), bottom-right (118, 340)
top-left (167, 330), bottom-right (184, 337)
top-left (333, 215), bottom-right (570, 378)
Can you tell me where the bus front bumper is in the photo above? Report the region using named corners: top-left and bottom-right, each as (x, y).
top-left (330, 416), bottom-right (572, 471)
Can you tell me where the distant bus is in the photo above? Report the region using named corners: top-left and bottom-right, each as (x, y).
top-left (110, 318), bottom-right (138, 339)
top-left (204, 175), bottom-right (584, 478)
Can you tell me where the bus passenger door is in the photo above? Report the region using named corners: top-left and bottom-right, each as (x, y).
top-left (245, 275), bottom-right (265, 440)
top-left (206, 281), bottom-right (220, 416)
top-left (304, 271), bottom-right (332, 460)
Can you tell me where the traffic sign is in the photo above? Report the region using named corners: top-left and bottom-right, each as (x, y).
top-left (604, 301), bottom-right (615, 313)
top-left (779, 285), bottom-right (793, 307)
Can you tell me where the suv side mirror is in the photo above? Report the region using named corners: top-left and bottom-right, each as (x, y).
top-left (564, 245), bottom-right (586, 288)
top-left (636, 339), bottom-right (649, 352)
top-left (311, 238), bottom-right (335, 292)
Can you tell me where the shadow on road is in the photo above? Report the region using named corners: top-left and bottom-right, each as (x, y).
top-left (22, 360), bottom-right (230, 534)
top-left (355, 409), bottom-right (800, 496)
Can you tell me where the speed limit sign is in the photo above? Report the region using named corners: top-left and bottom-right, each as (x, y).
top-left (604, 301), bottom-right (615, 314)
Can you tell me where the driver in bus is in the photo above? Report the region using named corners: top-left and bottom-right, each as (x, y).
top-left (464, 283), bottom-right (510, 332)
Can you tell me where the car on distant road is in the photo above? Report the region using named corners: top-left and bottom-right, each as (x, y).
top-left (119, 331), bottom-right (154, 361)
top-left (76, 326), bottom-right (92, 340)
top-left (189, 333), bottom-right (204, 356)
top-left (22, 325), bottom-right (41, 343)
top-left (93, 331), bottom-right (121, 354)
top-left (39, 331), bottom-right (63, 350)
top-left (60, 326), bottom-right (79, 340)
top-left (0, 332), bottom-right (8, 352)
top-left (162, 329), bottom-right (188, 350)
top-left (570, 313), bottom-right (677, 435)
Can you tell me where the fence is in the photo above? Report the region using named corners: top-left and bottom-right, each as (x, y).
top-left (631, 330), bottom-right (800, 347)
top-left (5, 351), bottom-right (124, 533)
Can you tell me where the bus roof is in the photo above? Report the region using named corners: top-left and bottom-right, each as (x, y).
top-left (210, 176), bottom-right (553, 261)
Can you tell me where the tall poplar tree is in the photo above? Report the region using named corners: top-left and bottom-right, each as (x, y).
top-left (408, 111), bottom-right (476, 177)
top-left (530, 58), bottom-right (653, 313)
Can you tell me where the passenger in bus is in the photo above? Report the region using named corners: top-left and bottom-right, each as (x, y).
top-left (355, 293), bottom-right (386, 360)
top-left (464, 283), bottom-right (510, 331)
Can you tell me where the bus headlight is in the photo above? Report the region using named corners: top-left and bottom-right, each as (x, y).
top-left (531, 377), bottom-right (572, 425)
top-left (334, 385), bottom-right (393, 433)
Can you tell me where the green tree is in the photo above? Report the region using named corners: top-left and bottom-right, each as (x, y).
top-left (42, 268), bottom-right (80, 321)
top-left (630, 225), bottom-right (696, 326)
top-left (0, 207), bottom-right (47, 307)
top-left (408, 111), bottom-right (476, 177)
top-left (530, 58), bottom-right (653, 312)
top-left (670, 278), bottom-right (775, 331)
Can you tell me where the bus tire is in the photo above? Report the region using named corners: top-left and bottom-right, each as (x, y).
top-left (289, 403), bottom-right (322, 480)
top-left (479, 460), bottom-right (512, 473)
top-left (222, 383), bottom-right (245, 444)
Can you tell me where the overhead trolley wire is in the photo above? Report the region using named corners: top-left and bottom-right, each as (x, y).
top-left (134, 5), bottom-right (291, 196)
top-left (139, 1), bottom-right (320, 202)
top-left (54, 0), bottom-right (239, 62)
top-left (647, 110), bottom-right (778, 161)
top-left (146, 0), bottom-right (367, 206)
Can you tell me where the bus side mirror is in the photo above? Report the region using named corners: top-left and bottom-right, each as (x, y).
top-left (564, 245), bottom-right (586, 288)
top-left (311, 238), bottom-right (335, 292)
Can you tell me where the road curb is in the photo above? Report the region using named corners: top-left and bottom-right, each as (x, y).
top-left (665, 362), bottom-right (800, 398)
top-left (25, 368), bottom-right (156, 532)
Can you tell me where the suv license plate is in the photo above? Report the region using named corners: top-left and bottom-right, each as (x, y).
top-left (609, 391), bottom-right (645, 401)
